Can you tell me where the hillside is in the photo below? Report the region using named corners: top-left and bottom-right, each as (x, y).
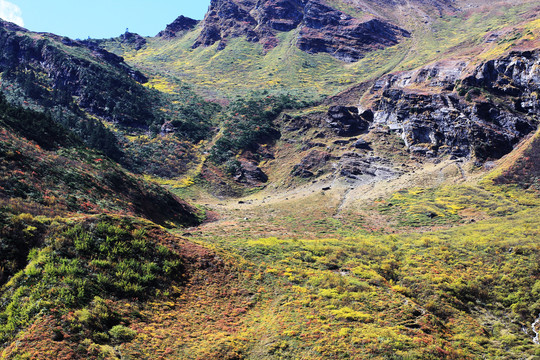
top-left (0, 19), bottom-right (221, 178)
top-left (95, 0), bottom-right (540, 194)
top-left (102, 0), bottom-right (540, 98)
top-left (0, 91), bottom-right (224, 358)
top-left (1, 0), bottom-right (540, 358)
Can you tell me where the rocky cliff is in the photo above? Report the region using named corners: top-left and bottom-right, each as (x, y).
top-left (193, 0), bottom-right (409, 61)
top-left (297, 2), bottom-right (409, 62)
top-left (364, 51), bottom-right (540, 160)
top-left (278, 50), bottom-right (539, 187)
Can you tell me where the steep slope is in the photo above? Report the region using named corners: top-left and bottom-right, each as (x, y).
top-left (180, 47), bottom-right (537, 195)
top-left (0, 20), bottom-right (152, 126)
top-left (494, 127), bottom-right (540, 190)
top-left (96, 0), bottom-right (540, 196)
top-left (0, 95), bottom-right (201, 226)
top-left (0, 19), bottom-right (224, 179)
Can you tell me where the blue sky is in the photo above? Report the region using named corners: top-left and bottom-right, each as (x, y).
top-left (0, 0), bottom-right (211, 39)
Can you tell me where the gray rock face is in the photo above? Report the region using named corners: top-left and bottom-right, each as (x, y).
top-left (369, 51), bottom-right (540, 160)
top-left (372, 59), bottom-right (468, 92)
top-left (352, 139), bottom-right (372, 150)
top-left (326, 106), bottom-right (372, 136)
top-left (338, 153), bottom-right (398, 182)
top-left (463, 51), bottom-right (540, 115)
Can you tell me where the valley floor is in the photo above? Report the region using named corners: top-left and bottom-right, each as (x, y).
top-left (144, 153), bottom-right (539, 359)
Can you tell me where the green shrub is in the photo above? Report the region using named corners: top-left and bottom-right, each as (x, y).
top-left (109, 325), bottom-right (137, 343)
top-left (332, 307), bottom-right (372, 322)
top-left (209, 92), bottom-right (310, 164)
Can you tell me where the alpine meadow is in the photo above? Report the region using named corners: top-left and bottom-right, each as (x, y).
top-left (0, 0), bottom-right (539, 359)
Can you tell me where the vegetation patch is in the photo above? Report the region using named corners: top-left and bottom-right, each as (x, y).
top-left (0, 215), bottom-right (183, 346)
top-left (377, 182), bottom-right (539, 227)
top-left (209, 92), bottom-right (311, 165)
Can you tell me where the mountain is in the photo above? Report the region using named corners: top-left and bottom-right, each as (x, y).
top-left (193, 0), bottom-right (410, 61)
top-left (0, 18), bottom-right (222, 177)
top-left (0, 19), bottom-right (151, 126)
top-left (1, 0), bottom-right (540, 358)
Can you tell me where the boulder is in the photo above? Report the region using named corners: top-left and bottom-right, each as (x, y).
top-left (326, 106), bottom-right (370, 136)
top-left (292, 150), bottom-right (332, 178)
top-left (234, 160), bottom-right (268, 184)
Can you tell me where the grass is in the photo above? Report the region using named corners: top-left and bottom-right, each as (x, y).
top-left (2, 108), bottom-right (539, 360)
top-left (150, 152), bottom-right (539, 358)
top-left (167, 184), bottom-right (539, 359)
top-left (397, 1), bottom-right (540, 70)
top-left (107, 29), bottom-right (411, 101)
top-left (376, 182), bottom-right (539, 227)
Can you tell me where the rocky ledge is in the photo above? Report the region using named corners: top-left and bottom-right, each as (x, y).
top-left (118, 32), bottom-right (147, 50)
top-left (157, 15), bottom-right (199, 38)
top-left (192, 0), bottom-right (409, 61)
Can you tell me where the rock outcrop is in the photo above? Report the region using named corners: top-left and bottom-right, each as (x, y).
top-left (157, 15), bottom-right (199, 38)
top-left (462, 50), bottom-right (540, 115)
top-left (118, 31), bottom-right (147, 50)
top-left (372, 90), bottom-right (534, 159)
top-left (338, 153), bottom-right (397, 181)
top-left (193, 0), bottom-right (261, 49)
top-left (297, 2), bottom-right (409, 62)
top-left (292, 150), bottom-right (332, 178)
top-left (234, 160), bottom-right (269, 184)
top-left (364, 51), bottom-right (540, 160)
top-left (193, 0), bottom-right (409, 61)
top-left (326, 106), bottom-right (372, 136)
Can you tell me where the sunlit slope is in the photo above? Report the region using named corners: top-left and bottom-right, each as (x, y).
top-left (101, 1), bottom-right (540, 100)
top-left (165, 152), bottom-right (540, 359)
top-left (111, 29), bottom-right (408, 100)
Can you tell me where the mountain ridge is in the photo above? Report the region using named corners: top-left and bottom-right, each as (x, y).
top-left (193, 0), bottom-right (411, 61)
